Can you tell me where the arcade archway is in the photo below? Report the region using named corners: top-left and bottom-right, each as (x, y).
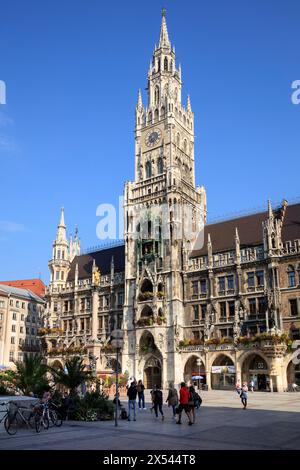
top-left (184, 355), bottom-right (206, 386)
top-left (211, 354), bottom-right (235, 390)
top-left (241, 353), bottom-right (270, 391)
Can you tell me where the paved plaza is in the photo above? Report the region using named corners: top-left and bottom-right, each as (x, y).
top-left (0, 391), bottom-right (300, 450)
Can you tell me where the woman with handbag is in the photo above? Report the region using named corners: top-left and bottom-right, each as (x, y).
top-left (188, 385), bottom-right (197, 424)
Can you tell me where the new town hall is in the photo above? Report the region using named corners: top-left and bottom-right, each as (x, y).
top-left (43, 13), bottom-right (300, 392)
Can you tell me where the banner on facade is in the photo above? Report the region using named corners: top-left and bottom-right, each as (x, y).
top-left (211, 365), bottom-right (236, 374)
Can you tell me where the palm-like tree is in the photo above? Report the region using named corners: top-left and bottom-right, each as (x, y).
top-left (7, 354), bottom-right (49, 396)
top-left (50, 356), bottom-right (92, 396)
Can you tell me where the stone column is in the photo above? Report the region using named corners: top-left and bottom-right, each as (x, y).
top-left (92, 289), bottom-right (99, 341)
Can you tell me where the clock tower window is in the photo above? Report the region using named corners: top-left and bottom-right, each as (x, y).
top-left (146, 161), bottom-right (152, 179)
top-left (164, 57), bottom-right (168, 71)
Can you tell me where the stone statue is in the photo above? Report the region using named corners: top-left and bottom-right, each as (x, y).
top-left (92, 265), bottom-right (101, 286)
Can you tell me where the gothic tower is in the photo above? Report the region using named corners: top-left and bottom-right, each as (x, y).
top-left (123, 10), bottom-right (206, 387)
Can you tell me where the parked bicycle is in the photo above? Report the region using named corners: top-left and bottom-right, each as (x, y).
top-left (44, 400), bottom-right (63, 428)
top-left (1, 401), bottom-right (41, 435)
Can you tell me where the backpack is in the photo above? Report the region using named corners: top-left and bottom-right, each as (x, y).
top-left (120, 408), bottom-right (128, 420)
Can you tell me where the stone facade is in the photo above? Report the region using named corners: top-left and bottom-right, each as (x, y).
top-left (43, 12), bottom-right (300, 392)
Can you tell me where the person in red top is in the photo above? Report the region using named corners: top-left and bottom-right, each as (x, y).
top-left (177, 382), bottom-right (193, 425)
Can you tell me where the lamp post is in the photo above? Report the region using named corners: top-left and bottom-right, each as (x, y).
top-left (111, 329), bottom-right (124, 427)
top-left (196, 358), bottom-right (201, 390)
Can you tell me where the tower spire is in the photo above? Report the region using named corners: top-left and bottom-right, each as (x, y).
top-left (137, 89), bottom-right (143, 109)
top-left (56, 207), bottom-right (67, 241)
top-left (159, 8), bottom-right (170, 49)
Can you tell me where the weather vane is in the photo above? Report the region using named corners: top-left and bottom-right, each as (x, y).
top-left (162, 7), bottom-right (166, 17)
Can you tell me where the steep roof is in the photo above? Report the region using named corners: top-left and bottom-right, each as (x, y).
top-left (0, 284), bottom-right (45, 303)
top-left (67, 244), bottom-right (125, 281)
top-left (191, 203), bottom-right (300, 257)
top-left (0, 279), bottom-right (46, 297)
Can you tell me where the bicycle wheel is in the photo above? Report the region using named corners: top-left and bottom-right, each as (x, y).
top-left (35, 414), bottom-right (41, 433)
top-left (54, 411), bottom-right (63, 427)
top-left (42, 415), bottom-right (49, 430)
top-left (48, 409), bottom-right (56, 427)
top-left (4, 414), bottom-right (18, 435)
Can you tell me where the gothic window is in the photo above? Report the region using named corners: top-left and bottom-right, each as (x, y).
top-left (154, 108), bottom-right (159, 122)
top-left (183, 115), bottom-right (186, 125)
top-left (148, 111), bottom-right (152, 124)
top-left (160, 106), bottom-right (165, 118)
top-left (200, 279), bottom-right (207, 294)
top-left (175, 88), bottom-right (178, 102)
top-left (249, 298), bottom-right (256, 315)
top-left (170, 60), bottom-right (173, 72)
top-left (176, 133), bottom-right (180, 147)
top-left (218, 277), bottom-right (226, 293)
top-left (201, 304), bottom-right (207, 320)
top-left (256, 270), bottom-right (264, 286)
top-left (289, 299), bottom-right (298, 316)
top-left (164, 57), bottom-right (168, 71)
top-left (228, 301), bottom-right (235, 317)
top-left (193, 305), bottom-right (199, 321)
top-left (183, 139), bottom-right (187, 153)
top-left (145, 161), bottom-right (152, 179)
top-left (157, 58), bottom-right (161, 72)
top-left (57, 250), bottom-right (60, 259)
top-left (157, 157), bottom-right (163, 174)
top-left (61, 271), bottom-right (64, 281)
top-left (247, 271), bottom-right (255, 288)
top-left (154, 86), bottom-right (160, 105)
top-left (271, 233), bottom-right (276, 249)
top-left (55, 271), bottom-right (60, 281)
top-left (220, 302), bottom-right (226, 319)
top-left (288, 266), bottom-right (296, 287)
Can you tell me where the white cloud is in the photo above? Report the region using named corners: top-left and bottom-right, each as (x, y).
top-left (0, 221), bottom-right (26, 233)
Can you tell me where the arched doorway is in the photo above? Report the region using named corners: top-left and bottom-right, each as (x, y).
top-left (287, 360), bottom-right (300, 390)
top-left (211, 354), bottom-right (235, 390)
top-left (143, 356), bottom-right (162, 389)
top-left (184, 356), bottom-right (206, 387)
top-left (242, 353), bottom-right (270, 391)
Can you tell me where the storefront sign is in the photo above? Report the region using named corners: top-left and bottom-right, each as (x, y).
top-left (212, 365), bottom-right (236, 374)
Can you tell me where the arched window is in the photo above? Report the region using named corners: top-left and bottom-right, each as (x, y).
top-left (183, 115), bottom-right (186, 125)
top-left (176, 133), bottom-right (180, 147)
top-left (170, 60), bottom-right (173, 72)
top-left (157, 157), bottom-right (163, 174)
top-left (164, 57), bottom-right (168, 71)
top-left (160, 106), bottom-right (165, 118)
top-left (155, 86), bottom-right (160, 105)
top-left (288, 266), bottom-right (296, 287)
top-left (145, 161), bottom-right (152, 179)
top-left (174, 88), bottom-right (178, 102)
top-left (154, 108), bottom-right (159, 122)
top-left (148, 111), bottom-right (152, 124)
top-left (183, 139), bottom-right (187, 153)
top-left (157, 58), bottom-right (161, 72)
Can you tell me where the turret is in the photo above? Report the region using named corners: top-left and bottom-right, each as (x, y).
top-left (48, 208), bottom-right (70, 291)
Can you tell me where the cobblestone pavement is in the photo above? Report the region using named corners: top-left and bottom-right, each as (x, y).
top-left (0, 391), bottom-right (300, 450)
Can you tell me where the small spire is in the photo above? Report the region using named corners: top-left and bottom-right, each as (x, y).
top-left (268, 199), bottom-right (273, 219)
top-left (178, 63), bottom-right (182, 79)
top-left (159, 8), bottom-right (171, 48)
top-left (235, 227), bottom-right (240, 242)
top-left (137, 89), bottom-right (143, 109)
top-left (187, 95), bottom-right (192, 112)
top-left (59, 207), bottom-right (65, 228)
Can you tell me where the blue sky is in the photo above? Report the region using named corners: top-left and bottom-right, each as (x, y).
top-left (0, 0), bottom-right (299, 282)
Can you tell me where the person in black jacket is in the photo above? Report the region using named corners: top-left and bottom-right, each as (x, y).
top-left (152, 385), bottom-right (164, 421)
top-left (127, 381), bottom-right (138, 421)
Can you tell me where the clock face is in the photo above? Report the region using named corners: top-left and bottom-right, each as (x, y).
top-left (145, 128), bottom-right (162, 147)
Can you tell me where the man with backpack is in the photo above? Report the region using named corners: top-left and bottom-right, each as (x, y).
top-left (152, 385), bottom-right (164, 421)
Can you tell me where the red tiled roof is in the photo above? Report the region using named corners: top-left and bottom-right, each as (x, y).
top-left (0, 279), bottom-right (46, 297)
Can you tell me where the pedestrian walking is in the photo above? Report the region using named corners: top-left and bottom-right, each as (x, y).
top-left (152, 385), bottom-right (164, 420)
top-left (240, 382), bottom-right (248, 409)
top-left (188, 385), bottom-right (198, 424)
top-left (249, 379), bottom-right (254, 392)
top-left (176, 382), bottom-right (193, 425)
top-left (235, 381), bottom-right (242, 395)
top-left (166, 382), bottom-right (178, 419)
top-left (137, 380), bottom-right (146, 410)
top-left (127, 381), bottom-right (137, 421)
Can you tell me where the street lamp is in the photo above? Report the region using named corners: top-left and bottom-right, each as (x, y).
top-left (196, 358), bottom-right (202, 390)
top-left (111, 329), bottom-right (124, 427)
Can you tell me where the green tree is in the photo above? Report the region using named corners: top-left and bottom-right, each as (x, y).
top-left (6, 354), bottom-right (49, 396)
top-left (50, 356), bottom-right (92, 396)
